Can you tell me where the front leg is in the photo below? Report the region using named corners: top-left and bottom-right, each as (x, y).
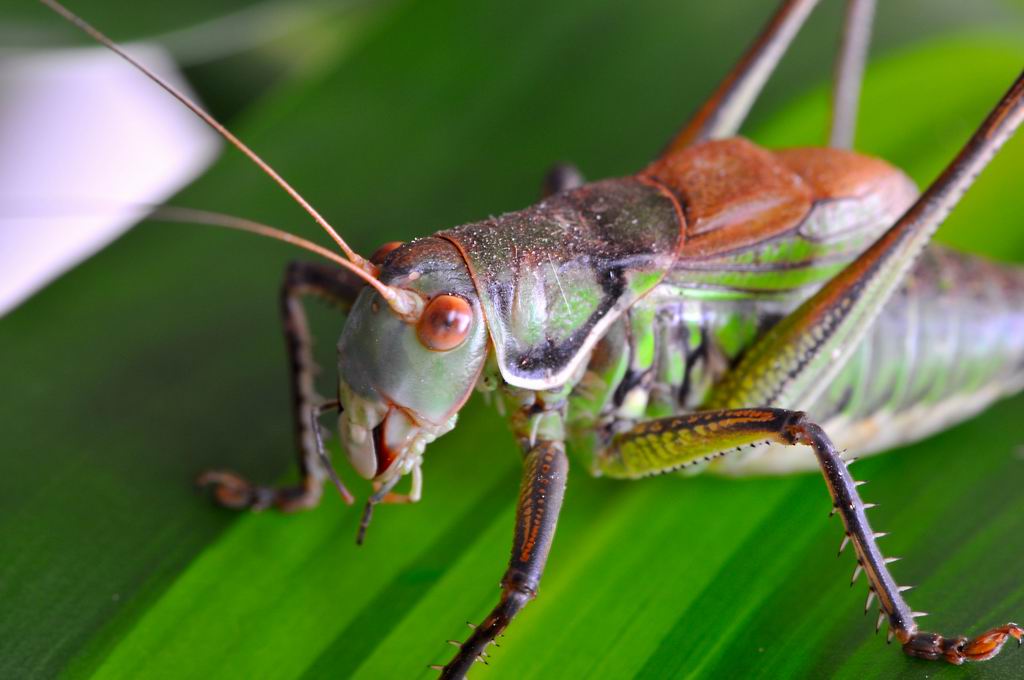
top-left (199, 260), bottom-right (365, 512)
top-left (439, 439), bottom-right (569, 679)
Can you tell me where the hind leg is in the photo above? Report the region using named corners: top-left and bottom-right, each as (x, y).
top-left (598, 408), bottom-right (1023, 664)
top-left (663, 0), bottom-right (877, 153)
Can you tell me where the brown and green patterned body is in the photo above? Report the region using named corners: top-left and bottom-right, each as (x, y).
top-left (57, 0), bottom-right (1023, 670)
top-left (437, 11), bottom-right (1024, 672)
top-left (438, 62), bottom-right (1024, 672)
top-left (547, 138), bottom-right (1024, 475)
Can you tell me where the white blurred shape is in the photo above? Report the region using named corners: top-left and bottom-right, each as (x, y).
top-left (0, 45), bottom-right (220, 317)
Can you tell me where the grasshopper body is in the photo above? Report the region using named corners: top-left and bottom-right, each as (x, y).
top-left (19, 0), bottom-right (1024, 677)
top-left (554, 142), bottom-right (1024, 477)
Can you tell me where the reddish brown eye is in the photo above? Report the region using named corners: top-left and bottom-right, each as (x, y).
top-left (370, 241), bottom-right (404, 265)
top-left (416, 294), bottom-right (472, 351)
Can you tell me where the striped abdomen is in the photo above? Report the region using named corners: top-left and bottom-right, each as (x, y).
top-left (721, 246), bottom-right (1024, 474)
top-left (567, 246), bottom-right (1024, 475)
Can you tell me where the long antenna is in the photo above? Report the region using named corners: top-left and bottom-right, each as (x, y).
top-left (149, 207), bottom-right (398, 299)
top-left (4, 197), bottom-right (402, 299)
top-left (39, 0), bottom-right (372, 272)
top-left (162, 206), bottom-right (421, 317)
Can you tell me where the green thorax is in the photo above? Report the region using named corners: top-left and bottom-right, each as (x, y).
top-left (440, 177), bottom-right (682, 392)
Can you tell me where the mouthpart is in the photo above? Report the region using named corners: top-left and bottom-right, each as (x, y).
top-left (338, 387), bottom-right (454, 483)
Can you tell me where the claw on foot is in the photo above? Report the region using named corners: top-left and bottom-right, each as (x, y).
top-left (197, 470), bottom-right (271, 510)
top-left (903, 623), bottom-right (1024, 664)
top-left (197, 470), bottom-right (317, 512)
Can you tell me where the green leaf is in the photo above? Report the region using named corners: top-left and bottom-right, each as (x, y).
top-left (3, 2), bottom-right (1024, 679)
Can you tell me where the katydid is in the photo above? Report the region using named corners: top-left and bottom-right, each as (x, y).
top-left (38, 0), bottom-right (1024, 676)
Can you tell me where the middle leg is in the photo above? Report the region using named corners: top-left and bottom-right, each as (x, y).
top-left (438, 439), bottom-right (569, 678)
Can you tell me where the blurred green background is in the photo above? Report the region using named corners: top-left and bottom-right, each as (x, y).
top-left (2, 1), bottom-right (1024, 678)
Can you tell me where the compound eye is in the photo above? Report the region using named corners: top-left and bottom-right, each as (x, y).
top-left (416, 294), bottom-right (472, 351)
